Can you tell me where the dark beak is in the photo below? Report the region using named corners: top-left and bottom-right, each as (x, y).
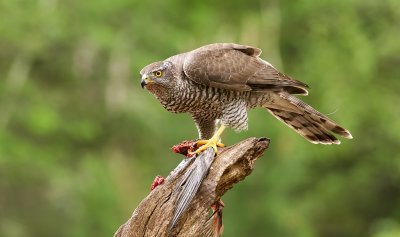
top-left (140, 78), bottom-right (147, 89)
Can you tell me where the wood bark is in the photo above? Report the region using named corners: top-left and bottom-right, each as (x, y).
top-left (114, 137), bottom-right (269, 237)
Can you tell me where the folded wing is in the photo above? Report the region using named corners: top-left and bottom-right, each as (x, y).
top-left (183, 43), bottom-right (309, 95)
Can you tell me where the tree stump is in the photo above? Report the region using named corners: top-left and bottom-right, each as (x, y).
top-left (114, 137), bottom-right (270, 237)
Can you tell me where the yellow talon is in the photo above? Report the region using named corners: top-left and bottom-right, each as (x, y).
top-left (195, 140), bottom-right (225, 147)
top-left (189, 125), bottom-right (226, 155)
top-left (194, 138), bottom-right (225, 154)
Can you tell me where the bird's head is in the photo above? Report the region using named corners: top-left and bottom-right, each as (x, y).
top-left (140, 61), bottom-right (177, 94)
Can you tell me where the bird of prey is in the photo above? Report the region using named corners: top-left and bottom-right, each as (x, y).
top-left (140, 43), bottom-right (352, 153)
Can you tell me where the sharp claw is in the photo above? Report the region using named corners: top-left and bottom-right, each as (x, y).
top-left (189, 139), bottom-right (224, 155)
top-left (195, 140), bottom-right (208, 146)
top-left (188, 125), bottom-right (227, 156)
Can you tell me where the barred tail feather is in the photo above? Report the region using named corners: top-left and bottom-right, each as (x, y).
top-left (264, 92), bottom-right (353, 144)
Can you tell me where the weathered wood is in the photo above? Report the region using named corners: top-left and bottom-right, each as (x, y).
top-left (114, 137), bottom-right (269, 237)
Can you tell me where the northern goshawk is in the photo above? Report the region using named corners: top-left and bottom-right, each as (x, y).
top-left (140, 43), bottom-right (352, 153)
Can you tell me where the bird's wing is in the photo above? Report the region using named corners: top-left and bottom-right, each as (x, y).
top-left (183, 43), bottom-right (309, 95)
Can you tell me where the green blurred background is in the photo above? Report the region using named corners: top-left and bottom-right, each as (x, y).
top-left (1, 0), bottom-right (400, 236)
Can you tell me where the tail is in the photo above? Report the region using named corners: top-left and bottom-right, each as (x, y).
top-left (263, 92), bottom-right (353, 144)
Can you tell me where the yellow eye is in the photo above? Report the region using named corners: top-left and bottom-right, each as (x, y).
top-left (154, 71), bottom-right (162, 77)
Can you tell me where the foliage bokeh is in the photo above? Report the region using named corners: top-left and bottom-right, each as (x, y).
top-left (1, 0), bottom-right (399, 236)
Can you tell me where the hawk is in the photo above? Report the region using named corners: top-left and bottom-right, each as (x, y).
top-left (140, 43), bottom-right (352, 153)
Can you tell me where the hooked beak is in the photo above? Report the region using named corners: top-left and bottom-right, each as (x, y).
top-left (140, 74), bottom-right (153, 89)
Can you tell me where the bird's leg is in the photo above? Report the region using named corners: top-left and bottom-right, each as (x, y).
top-left (191, 125), bottom-right (226, 155)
